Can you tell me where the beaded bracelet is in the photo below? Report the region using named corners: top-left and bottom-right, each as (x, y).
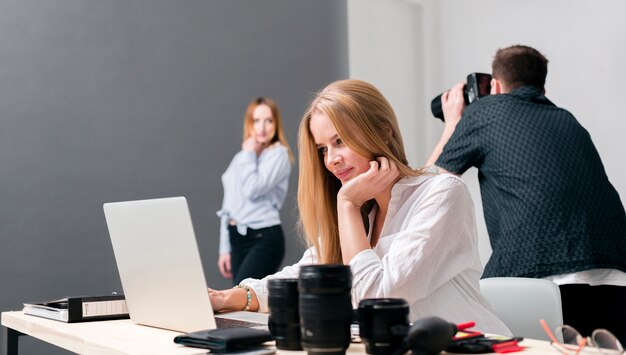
top-left (234, 284), bottom-right (252, 311)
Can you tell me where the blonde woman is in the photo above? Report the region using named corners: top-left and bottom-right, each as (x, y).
top-left (216, 97), bottom-right (294, 285)
top-left (210, 80), bottom-right (510, 335)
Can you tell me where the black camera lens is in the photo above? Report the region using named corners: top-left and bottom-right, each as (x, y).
top-left (430, 72), bottom-right (492, 121)
top-left (299, 264), bottom-right (353, 355)
top-left (358, 298), bottom-right (409, 355)
top-left (430, 86), bottom-right (470, 122)
top-left (267, 278), bottom-right (302, 350)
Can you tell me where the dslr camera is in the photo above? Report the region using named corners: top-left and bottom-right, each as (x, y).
top-left (431, 73), bottom-right (492, 121)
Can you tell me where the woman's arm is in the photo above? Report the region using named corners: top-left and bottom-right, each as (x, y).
top-left (209, 247), bottom-right (318, 313)
top-left (208, 286), bottom-right (260, 312)
top-left (336, 157), bottom-right (399, 263)
top-left (348, 175), bottom-right (478, 304)
top-left (238, 146), bottom-right (291, 199)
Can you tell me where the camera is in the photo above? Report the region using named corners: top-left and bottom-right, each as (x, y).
top-left (431, 73), bottom-right (492, 121)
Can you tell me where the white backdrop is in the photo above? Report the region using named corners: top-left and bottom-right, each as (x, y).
top-left (349, 0), bottom-right (626, 264)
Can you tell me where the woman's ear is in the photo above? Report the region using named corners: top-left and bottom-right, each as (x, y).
top-left (385, 126), bottom-right (393, 144)
top-left (385, 126), bottom-right (393, 145)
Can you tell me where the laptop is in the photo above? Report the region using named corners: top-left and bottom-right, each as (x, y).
top-left (104, 196), bottom-right (269, 333)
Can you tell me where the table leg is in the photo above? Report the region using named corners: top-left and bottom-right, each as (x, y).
top-left (2, 327), bottom-right (23, 355)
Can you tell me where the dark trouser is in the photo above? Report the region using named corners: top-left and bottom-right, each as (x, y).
top-left (229, 224), bottom-right (285, 286)
top-left (559, 284), bottom-right (626, 345)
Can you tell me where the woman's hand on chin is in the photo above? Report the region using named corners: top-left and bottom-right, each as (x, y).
top-left (337, 156), bottom-right (399, 208)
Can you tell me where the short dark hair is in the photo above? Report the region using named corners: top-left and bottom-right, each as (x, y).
top-left (492, 45), bottom-right (549, 90)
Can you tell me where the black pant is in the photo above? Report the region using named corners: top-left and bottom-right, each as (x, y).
top-left (229, 224), bottom-right (285, 286)
top-left (559, 284), bottom-right (626, 345)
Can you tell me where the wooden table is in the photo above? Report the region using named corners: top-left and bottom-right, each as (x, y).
top-left (2, 311), bottom-right (559, 355)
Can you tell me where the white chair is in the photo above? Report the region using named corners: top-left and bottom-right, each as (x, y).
top-left (479, 277), bottom-right (563, 341)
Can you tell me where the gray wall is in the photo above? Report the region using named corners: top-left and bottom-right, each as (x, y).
top-left (0, 1), bottom-right (348, 353)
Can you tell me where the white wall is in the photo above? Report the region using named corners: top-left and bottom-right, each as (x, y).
top-left (349, 0), bottom-right (626, 264)
top-left (347, 0), bottom-right (424, 166)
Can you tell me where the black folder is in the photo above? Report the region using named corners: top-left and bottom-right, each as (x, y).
top-left (23, 294), bottom-right (129, 323)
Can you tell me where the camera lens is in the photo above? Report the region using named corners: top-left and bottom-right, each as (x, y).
top-left (358, 298), bottom-right (409, 355)
top-left (430, 73), bottom-right (492, 121)
top-left (430, 86), bottom-right (469, 122)
top-left (267, 278), bottom-right (302, 350)
top-left (430, 94), bottom-right (445, 121)
top-left (299, 264), bottom-right (353, 355)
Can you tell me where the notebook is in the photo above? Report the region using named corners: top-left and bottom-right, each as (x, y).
top-left (104, 196), bottom-right (269, 333)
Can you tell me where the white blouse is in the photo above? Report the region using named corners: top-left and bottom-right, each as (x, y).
top-left (241, 173), bottom-right (511, 335)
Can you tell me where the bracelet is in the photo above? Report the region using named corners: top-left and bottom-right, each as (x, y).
top-left (234, 284), bottom-right (252, 311)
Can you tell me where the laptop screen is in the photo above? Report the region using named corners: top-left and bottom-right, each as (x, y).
top-left (104, 196), bottom-right (218, 332)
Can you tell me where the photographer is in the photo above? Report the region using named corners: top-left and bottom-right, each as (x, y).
top-left (426, 45), bottom-right (626, 343)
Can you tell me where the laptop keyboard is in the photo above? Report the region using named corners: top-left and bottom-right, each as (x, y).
top-left (215, 317), bottom-right (266, 329)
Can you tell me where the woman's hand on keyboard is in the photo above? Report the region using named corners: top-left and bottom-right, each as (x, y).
top-left (208, 288), bottom-right (230, 312)
top-left (208, 287), bottom-right (259, 312)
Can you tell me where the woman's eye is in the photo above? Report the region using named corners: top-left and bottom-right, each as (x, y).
top-left (318, 147), bottom-right (327, 154)
top-left (336, 138), bottom-right (343, 145)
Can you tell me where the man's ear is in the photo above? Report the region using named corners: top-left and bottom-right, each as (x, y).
top-left (490, 78), bottom-right (504, 94)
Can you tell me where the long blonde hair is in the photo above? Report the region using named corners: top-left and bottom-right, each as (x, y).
top-left (297, 79), bottom-right (423, 264)
top-left (243, 97), bottom-right (294, 163)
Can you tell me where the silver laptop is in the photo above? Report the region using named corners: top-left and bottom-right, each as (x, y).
top-left (104, 196), bottom-right (268, 333)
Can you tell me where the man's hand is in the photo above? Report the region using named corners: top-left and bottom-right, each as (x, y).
top-left (441, 81), bottom-right (466, 128)
top-left (217, 253), bottom-right (232, 279)
top-left (425, 81), bottom-right (466, 167)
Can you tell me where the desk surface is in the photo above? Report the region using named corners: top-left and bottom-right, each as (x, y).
top-left (2, 311), bottom-right (558, 355)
